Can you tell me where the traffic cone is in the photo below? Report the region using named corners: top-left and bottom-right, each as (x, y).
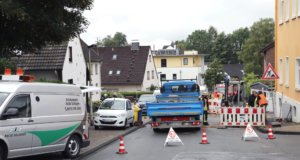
top-left (116, 136), bottom-right (128, 154)
top-left (200, 128), bottom-right (210, 144)
top-left (267, 125), bottom-right (276, 139)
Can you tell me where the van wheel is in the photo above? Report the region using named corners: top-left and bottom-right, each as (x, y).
top-left (63, 135), bottom-right (81, 159)
top-left (122, 119), bottom-right (127, 129)
top-left (0, 145), bottom-right (7, 160)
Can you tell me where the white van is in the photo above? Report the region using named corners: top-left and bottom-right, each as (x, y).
top-left (94, 98), bottom-right (134, 129)
top-left (0, 75), bottom-right (89, 160)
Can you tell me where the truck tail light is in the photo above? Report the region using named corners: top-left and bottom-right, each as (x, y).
top-left (192, 121), bottom-right (201, 126)
top-left (151, 122), bottom-right (159, 127)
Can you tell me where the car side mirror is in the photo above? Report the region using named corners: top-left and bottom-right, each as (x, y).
top-left (1, 108), bottom-right (19, 120)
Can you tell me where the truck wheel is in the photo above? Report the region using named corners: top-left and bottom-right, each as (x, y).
top-left (153, 128), bottom-right (160, 133)
top-left (63, 135), bottom-right (81, 159)
top-left (0, 145), bottom-right (7, 160)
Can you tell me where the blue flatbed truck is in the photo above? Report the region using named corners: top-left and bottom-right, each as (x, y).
top-left (147, 80), bottom-right (203, 132)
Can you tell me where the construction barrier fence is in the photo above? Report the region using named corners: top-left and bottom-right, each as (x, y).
top-left (219, 107), bottom-right (265, 126)
top-left (208, 98), bottom-right (221, 114)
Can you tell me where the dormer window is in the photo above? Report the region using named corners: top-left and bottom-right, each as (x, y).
top-left (116, 70), bottom-right (121, 75)
top-left (109, 70), bottom-right (113, 75)
top-left (112, 54), bottom-right (117, 60)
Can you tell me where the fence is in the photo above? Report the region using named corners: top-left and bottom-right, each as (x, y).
top-left (208, 98), bottom-right (221, 114)
top-left (219, 107), bottom-right (265, 126)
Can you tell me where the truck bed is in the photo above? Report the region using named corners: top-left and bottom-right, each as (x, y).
top-left (147, 101), bottom-right (203, 117)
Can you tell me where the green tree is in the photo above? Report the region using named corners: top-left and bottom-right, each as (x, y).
top-left (185, 26), bottom-right (218, 62)
top-left (96, 32), bottom-right (128, 47)
top-left (174, 40), bottom-right (186, 50)
top-left (243, 72), bottom-right (261, 97)
top-left (211, 32), bottom-right (234, 64)
top-left (239, 18), bottom-right (274, 75)
top-left (0, 58), bottom-right (16, 74)
top-left (0, 0), bottom-right (93, 57)
top-left (203, 59), bottom-right (224, 91)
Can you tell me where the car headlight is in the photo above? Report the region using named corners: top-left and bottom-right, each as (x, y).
top-left (117, 113), bottom-right (126, 118)
top-left (95, 113), bottom-right (100, 117)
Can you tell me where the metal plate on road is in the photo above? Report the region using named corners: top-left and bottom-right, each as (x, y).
top-left (172, 152), bottom-right (293, 160)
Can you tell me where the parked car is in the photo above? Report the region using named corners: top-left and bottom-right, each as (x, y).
top-left (137, 94), bottom-right (157, 116)
top-left (94, 98), bottom-right (134, 129)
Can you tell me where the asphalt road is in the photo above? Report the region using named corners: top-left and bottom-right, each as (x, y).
top-left (83, 124), bottom-right (300, 160)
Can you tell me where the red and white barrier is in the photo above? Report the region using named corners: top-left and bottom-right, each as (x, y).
top-left (219, 107), bottom-right (265, 126)
top-left (208, 98), bottom-right (221, 114)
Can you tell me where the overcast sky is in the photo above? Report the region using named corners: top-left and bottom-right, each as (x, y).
top-left (80, 0), bottom-right (275, 49)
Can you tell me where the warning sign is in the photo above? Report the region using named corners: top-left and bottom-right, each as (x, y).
top-left (261, 63), bottom-right (279, 80)
top-left (164, 127), bottom-right (184, 146)
top-left (242, 123), bottom-right (259, 141)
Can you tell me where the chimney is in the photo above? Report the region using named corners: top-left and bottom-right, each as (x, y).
top-left (131, 40), bottom-right (139, 51)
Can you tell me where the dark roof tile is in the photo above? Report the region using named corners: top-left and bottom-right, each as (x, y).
top-left (98, 46), bottom-right (150, 85)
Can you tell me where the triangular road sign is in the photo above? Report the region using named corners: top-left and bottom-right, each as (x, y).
top-left (262, 63), bottom-right (279, 80)
top-left (242, 123), bottom-right (259, 141)
top-left (164, 127), bottom-right (184, 146)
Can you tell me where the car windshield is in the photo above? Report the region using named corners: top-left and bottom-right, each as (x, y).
top-left (0, 92), bottom-right (9, 106)
top-left (138, 95), bottom-right (156, 102)
top-left (99, 100), bottom-right (125, 110)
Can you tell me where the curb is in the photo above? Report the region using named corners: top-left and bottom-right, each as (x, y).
top-left (79, 121), bottom-right (151, 159)
top-left (255, 126), bottom-right (300, 135)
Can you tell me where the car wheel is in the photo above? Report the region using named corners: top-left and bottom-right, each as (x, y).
top-left (0, 145), bottom-right (7, 160)
top-left (122, 119), bottom-right (127, 129)
top-left (94, 125), bottom-right (99, 130)
top-left (63, 135), bottom-right (81, 159)
top-left (129, 120), bottom-right (134, 127)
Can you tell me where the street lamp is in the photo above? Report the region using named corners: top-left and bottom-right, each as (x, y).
top-left (87, 44), bottom-right (97, 126)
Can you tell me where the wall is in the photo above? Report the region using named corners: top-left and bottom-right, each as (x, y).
top-left (275, 0), bottom-right (300, 122)
top-left (102, 85), bottom-right (142, 92)
top-left (141, 50), bottom-right (159, 91)
top-left (153, 55), bottom-right (202, 68)
top-left (62, 37), bottom-right (87, 86)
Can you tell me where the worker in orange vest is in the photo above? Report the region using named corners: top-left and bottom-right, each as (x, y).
top-left (257, 91), bottom-right (268, 123)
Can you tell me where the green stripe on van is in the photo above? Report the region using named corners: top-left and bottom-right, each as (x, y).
top-left (29, 123), bottom-right (80, 146)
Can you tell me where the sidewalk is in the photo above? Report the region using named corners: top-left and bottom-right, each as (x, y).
top-left (255, 112), bottom-right (300, 135)
top-left (79, 117), bottom-right (151, 158)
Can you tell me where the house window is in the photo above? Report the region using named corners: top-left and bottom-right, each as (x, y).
top-left (68, 79), bottom-right (73, 84)
top-left (296, 59), bottom-right (300, 89)
top-left (279, 58), bottom-right (283, 84)
top-left (112, 54), bottom-right (117, 60)
top-left (173, 74), bottom-right (177, 80)
top-left (292, 0), bottom-right (297, 18)
top-left (286, 0), bottom-right (290, 21)
top-left (149, 55), bottom-right (152, 62)
top-left (109, 70), bottom-right (113, 75)
top-left (279, 0), bottom-right (284, 24)
top-left (285, 57), bottom-right (289, 86)
top-left (161, 59), bottom-right (167, 67)
top-left (147, 71), bottom-right (150, 80)
top-left (160, 74), bottom-right (166, 81)
top-left (95, 64), bottom-right (98, 75)
top-left (152, 70), bottom-right (154, 79)
top-left (90, 64), bottom-right (93, 75)
top-left (116, 70), bottom-right (121, 75)
top-left (183, 58), bottom-right (188, 65)
top-left (69, 47), bottom-right (73, 62)
top-left (298, 0), bottom-right (300, 16)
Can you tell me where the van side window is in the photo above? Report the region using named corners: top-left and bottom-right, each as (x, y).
top-left (5, 94), bottom-right (31, 119)
top-left (126, 101), bottom-right (132, 110)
